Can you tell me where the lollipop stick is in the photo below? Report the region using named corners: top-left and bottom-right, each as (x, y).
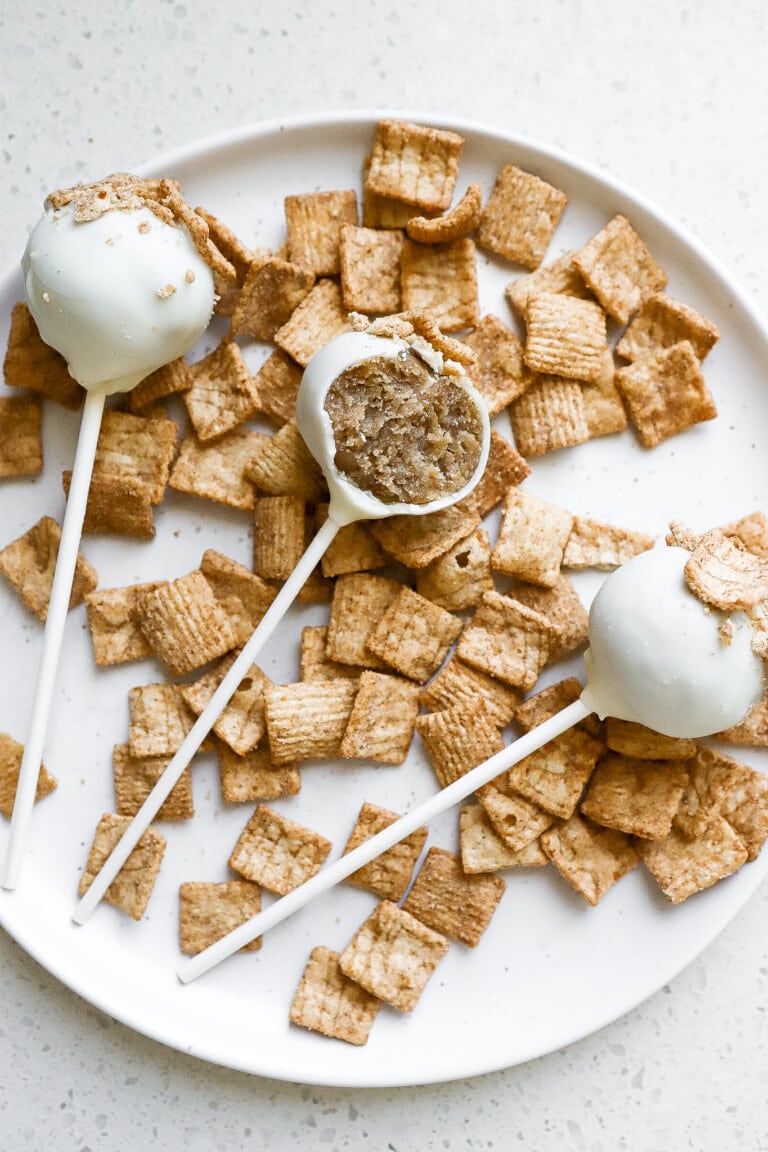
top-left (72, 514), bottom-right (341, 924)
top-left (2, 388), bottom-right (107, 891)
top-left (178, 697), bottom-right (589, 984)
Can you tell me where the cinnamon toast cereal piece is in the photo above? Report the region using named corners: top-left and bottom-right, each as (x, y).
top-left (510, 375), bottom-right (590, 456)
top-left (181, 651), bottom-right (271, 756)
top-left (136, 571), bottom-right (237, 675)
top-left (456, 590), bottom-right (554, 689)
top-left (403, 846), bottom-right (506, 947)
top-left (218, 741), bottom-right (300, 804)
top-left (85, 583), bottom-right (158, 665)
top-left (675, 747), bottom-right (768, 860)
top-left (0, 733), bottom-right (56, 819)
top-left (230, 257), bottom-right (316, 340)
top-left (284, 189), bottom-right (358, 276)
top-left (179, 880), bottom-right (262, 954)
top-left (300, 626), bottom-right (360, 684)
top-left (113, 743), bottom-right (194, 821)
top-left (637, 817), bottom-right (748, 904)
top-left (94, 408), bottom-right (178, 503)
top-left (581, 754), bottom-right (689, 840)
top-left (3, 302), bottom-right (84, 409)
top-left (169, 426), bottom-right (263, 510)
top-left (366, 586), bottom-right (462, 683)
top-left (128, 356), bottom-right (193, 412)
top-left (290, 946), bottom-right (381, 1045)
top-left (365, 120), bottom-right (464, 212)
top-left (339, 224), bottom-right (404, 314)
top-left (615, 341), bottom-right (717, 448)
top-left (416, 528), bottom-right (493, 612)
top-left (315, 505), bottom-right (386, 578)
top-left (419, 655), bottom-right (521, 728)
top-left (683, 527), bottom-right (768, 610)
top-left (62, 470), bottom-right (155, 539)
top-left (0, 515), bottom-right (97, 621)
top-left (370, 503), bottom-right (481, 568)
top-left (460, 804), bottom-right (548, 873)
top-left (563, 516), bottom-right (654, 571)
top-left (200, 549), bottom-right (276, 646)
top-left (244, 419), bottom-right (327, 501)
top-left (416, 700), bottom-right (505, 788)
top-left (507, 727), bottom-right (604, 818)
top-left (339, 671), bottom-right (420, 764)
top-left (616, 291), bottom-right (719, 362)
top-left (477, 164), bottom-right (567, 269)
top-left (716, 693), bottom-right (768, 746)
top-left (456, 430), bottom-right (530, 519)
top-left (723, 511), bottom-right (768, 558)
top-left (253, 350), bottom-right (304, 428)
top-left (78, 813), bottom-right (166, 920)
top-left (252, 495), bottom-right (306, 581)
top-left (274, 279), bottom-right (353, 366)
top-left (407, 183), bottom-right (482, 244)
top-left (325, 573), bottom-right (401, 669)
top-left (264, 680), bottom-right (357, 765)
top-left (505, 251), bottom-right (592, 315)
top-left (128, 683), bottom-right (194, 758)
top-left (194, 206), bottom-right (255, 317)
top-left (460, 314), bottom-right (533, 415)
top-left (491, 488), bottom-right (573, 588)
top-left (400, 237), bottom-right (480, 331)
top-left (342, 802), bottom-right (427, 900)
top-left (228, 804), bottom-right (332, 894)
top-left (339, 900), bottom-right (449, 1012)
top-left (365, 307), bottom-right (476, 367)
top-left (0, 396), bottom-right (42, 478)
top-left (509, 575), bottom-right (589, 664)
top-left (515, 677), bottom-right (585, 731)
top-left (476, 782), bottom-right (556, 853)
top-left (541, 814), bottom-right (638, 905)
top-left (183, 342), bottom-right (260, 441)
top-left (580, 348), bottom-right (629, 437)
top-left (574, 214), bottom-right (668, 324)
top-left (297, 564), bottom-right (335, 606)
top-left (524, 292), bottom-right (608, 383)
top-left (604, 718), bottom-right (696, 761)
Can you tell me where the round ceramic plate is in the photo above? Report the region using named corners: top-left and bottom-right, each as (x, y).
top-left (0, 113), bottom-right (766, 1087)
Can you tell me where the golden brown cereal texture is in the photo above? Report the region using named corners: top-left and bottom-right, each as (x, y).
top-left (407, 183), bottom-right (482, 244)
top-left (0, 396), bottom-right (42, 478)
top-left (491, 488), bottom-right (573, 588)
top-left (264, 680), bottom-right (357, 765)
top-left (509, 575), bottom-right (589, 664)
top-left (366, 586), bottom-right (463, 683)
top-left (476, 781), bottom-right (556, 853)
top-left (0, 732), bottom-right (56, 819)
top-left (85, 583), bottom-right (159, 666)
top-left (228, 804), bottom-right (332, 894)
top-left (339, 671), bottom-right (420, 764)
top-left (615, 341), bottom-right (717, 448)
top-left (515, 677), bottom-right (586, 733)
top-left (254, 349), bottom-right (304, 428)
top-left (370, 503), bottom-right (481, 569)
top-left (113, 743), bottom-right (194, 821)
top-left (252, 495), bottom-right (306, 581)
top-left (365, 308), bottom-right (477, 369)
top-left (419, 655), bottom-right (521, 729)
top-left (616, 292), bottom-right (719, 362)
top-left (3, 302), bottom-right (84, 409)
top-left (63, 470), bottom-right (155, 539)
top-left (715, 693), bottom-right (768, 746)
top-left (365, 119), bottom-right (464, 212)
top-left (218, 738), bottom-right (300, 804)
top-left (325, 573), bottom-right (402, 670)
top-left (637, 817), bottom-right (748, 904)
top-left (94, 408), bottom-right (178, 504)
top-left (183, 342), bottom-right (260, 441)
top-left (230, 258), bottom-right (316, 340)
top-left (194, 206), bottom-right (255, 317)
top-left (244, 419), bottom-right (328, 502)
top-left (339, 899), bottom-right (449, 1013)
top-left (477, 164), bottom-right (567, 269)
top-left (416, 700), bottom-right (505, 789)
top-left (200, 549), bottom-right (277, 647)
top-left (416, 528), bottom-right (494, 612)
top-left (580, 350), bottom-right (628, 438)
top-left (290, 945), bottom-right (382, 1045)
top-left (179, 880), bottom-right (262, 954)
top-left (675, 747), bottom-right (768, 860)
top-left (136, 571), bottom-right (237, 676)
top-left (128, 684), bottom-right (194, 759)
top-left (541, 814), bottom-right (638, 906)
top-left (169, 426), bottom-right (264, 510)
top-left (342, 802), bottom-right (427, 901)
top-left (0, 515), bottom-right (97, 622)
top-left (683, 527), bottom-right (768, 611)
top-left (128, 356), bottom-right (192, 412)
top-left (78, 813), bottom-right (166, 921)
top-left (339, 224), bottom-right (404, 314)
top-left (274, 279), bottom-right (353, 367)
top-left (524, 292), bottom-right (609, 383)
top-left (315, 505), bottom-right (386, 578)
top-left (300, 625), bottom-right (360, 684)
top-left (285, 189), bottom-right (358, 276)
top-left (403, 846), bottom-right (506, 948)
top-left (456, 430), bottom-right (530, 519)
top-left (604, 719), bottom-right (697, 761)
top-left (580, 754), bottom-right (689, 840)
top-left (563, 516), bottom-right (654, 571)
top-left (574, 214), bottom-right (668, 325)
top-left (400, 237), bottom-right (479, 332)
top-left (722, 511), bottom-right (768, 559)
top-left (507, 728), bottom-right (604, 819)
top-left (460, 314), bottom-right (533, 415)
top-left (456, 590), bottom-right (554, 689)
top-left (505, 251), bottom-right (593, 315)
top-left (460, 804), bottom-right (548, 873)
top-left (181, 651), bottom-right (271, 757)
top-left (509, 375), bottom-right (590, 457)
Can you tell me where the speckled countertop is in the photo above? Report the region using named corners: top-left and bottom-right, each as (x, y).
top-left (2, 2), bottom-right (768, 1148)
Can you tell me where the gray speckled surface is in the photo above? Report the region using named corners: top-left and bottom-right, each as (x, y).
top-left (2, 1), bottom-right (768, 1147)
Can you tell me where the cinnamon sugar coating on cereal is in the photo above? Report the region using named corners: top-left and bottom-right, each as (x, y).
top-left (407, 183), bottom-right (482, 244)
top-left (477, 164), bottom-right (567, 269)
top-left (365, 120), bottom-right (464, 213)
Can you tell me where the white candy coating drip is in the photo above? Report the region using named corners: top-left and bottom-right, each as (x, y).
top-left (23, 203), bottom-right (214, 393)
top-left (582, 544), bottom-right (764, 738)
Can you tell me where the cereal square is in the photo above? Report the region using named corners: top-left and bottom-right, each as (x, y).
top-left (416, 528), bottom-right (494, 612)
top-left (574, 214), bottom-right (668, 324)
top-left (136, 571), bottom-right (237, 675)
top-left (181, 651), bottom-right (272, 756)
top-left (113, 743), bottom-right (194, 821)
top-left (615, 341), bottom-right (717, 447)
top-left (316, 505), bottom-right (386, 578)
top-left (541, 814), bottom-right (638, 905)
top-left (339, 671), bottom-right (420, 764)
top-left (0, 732), bottom-right (56, 819)
top-left (638, 817), bottom-right (748, 904)
top-left (342, 802), bottom-right (427, 901)
top-left (580, 754), bottom-right (689, 840)
top-left (85, 583), bottom-right (158, 666)
top-left (252, 495), bottom-right (306, 580)
top-left (218, 740), bottom-right (300, 804)
top-left (515, 677), bottom-right (587, 732)
top-left (78, 813), bottom-right (166, 920)
top-left (616, 292), bottom-right (719, 362)
top-left (370, 503), bottom-right (481, 568)
top-left (406, 183), bottom-right (482, 244)
top-left (365, 119), bottom-right (464, 212)
top-left (290, 946), bottom-right (381, 1045)
top-left (456, 590), bottom-right (554, 689)
top-left (93, 408), bottom-right (178, 504)
top-left (264, 680), bottom-right (357, 765)
top-left (325, 573), bottom-right (402, 669)
top-left (274, 279), bottom-right (353, 367)
top-left (509, 374), bottom-right (590, 457)
top-left (230, 257), bottom-right (316, 340)
top-left (507, 727), bottom-right (604, 818)
top-left (460, 315), bottom-right (533, 415)
top-left (505, 250), bottom-right (592, 316)
top-left (228, 804), bottom-right (332, 894)
top-left (604, 718), bottom-right (696, 761)
top-left (400, 237), bottom-right (479, 331)
top-left (63, 470), bottom-right (155, 539)
top-left (183, 342), bottom-right (260, 441)
top-left (244, 419), bottom-right (327, 501)
top-left (339, 224), bottom-right (404, 314)
top-left (524, 292), bottom-right (608, 383)
top-left (253, 349), bottom-right (304, 427)
top-left (416, 701), bottom-right (505, 789)
top-left (285, 189), bottom-right (358, 276)
top-left (179, 880), bottom-right (262, 954)
top-left (0, 395), bottom-right (42, 478)
top-left (200, 549), bottom-right (276, 647)
top-left (366, 586), bottom-right (463, 683)
top-left (300, 626), bottom-right (360, 684)
top-left (403, 846), bottom-right (505, 947)
top-left (563, 516), bottom-right (654, 570)
top-left (476, 781), bottom-right (556, 853)
top-left (456, 430), bottom-right (530, 519)
top-left (580, 350), bottom-right (629, 437)
top-left (169, 426), bottom-right (263, 510)
top-left (128, 684), bottom-right (194, 758)
top-left (683, 527), bottom-right (768, 611)
top-left (508, 575), bottom-right (589, 663)
top-left (460, 804), bottom-right (548, 873)
top-left (491, 488), bottom-right (573, 588)
top-left (3, 302), bottom-right (83, 409)
top-left (477, 164), bottom-right (567, 269)
top-left (419, 655), bottom-right (521, 728)
top-left (128, 356), bottom-right (193, 413)
top-left (0, 515), bottom-right (97, 621)
top-left (194, 206), bottom-right (256, 317)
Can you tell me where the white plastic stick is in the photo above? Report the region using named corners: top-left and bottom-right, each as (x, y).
top-left (178, 697), bottom-right (590, 984)
top-left (2, 388), bottom-right (108, 891)
top-left (72, 515), bottom-right (341, 924)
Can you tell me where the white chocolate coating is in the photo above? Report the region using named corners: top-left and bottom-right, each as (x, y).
top-left (582, 544), bottom-right (764, 737)
top-left (23, 203), bottom-right (215, 394)
top-left (295, 330), bottom-right (490, 526)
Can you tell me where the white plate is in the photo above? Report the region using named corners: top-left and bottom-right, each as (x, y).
top-left (1, 112), bottom-right (767, 1088)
